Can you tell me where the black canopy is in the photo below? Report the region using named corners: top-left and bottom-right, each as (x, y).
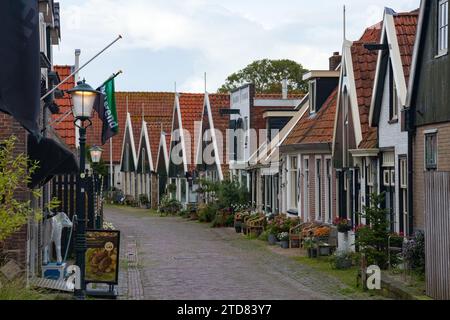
top-left (28, 134), bottom-right (79, 188)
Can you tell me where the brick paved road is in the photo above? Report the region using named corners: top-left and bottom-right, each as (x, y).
top-left (105, 205), bottom-right (372, 300)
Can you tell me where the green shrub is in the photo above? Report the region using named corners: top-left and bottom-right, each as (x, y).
top-left (356, 193), bottom-right (392, 269)
top-left (158, 196), bottom-right (182, 216)
top-left (198, 203), bottom-right (218, 223)
top-left (0, 137), bottom-right (41, 242)
top-left (258, 230), bottom-right (270, 241)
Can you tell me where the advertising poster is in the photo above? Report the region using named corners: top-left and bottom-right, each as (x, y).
top-left (85, 230), bottom-right (120, 285)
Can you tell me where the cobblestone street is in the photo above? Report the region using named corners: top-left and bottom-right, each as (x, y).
top-left (106, 205), bottom-right (372, 300)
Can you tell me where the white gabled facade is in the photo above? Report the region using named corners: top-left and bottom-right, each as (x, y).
top-left (119, 112), bottom-right (138, 197)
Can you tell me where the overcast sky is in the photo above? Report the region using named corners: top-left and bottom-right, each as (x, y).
top-left (53, 0), bottom-right (420, 93)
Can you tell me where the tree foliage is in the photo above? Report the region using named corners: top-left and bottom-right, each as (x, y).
top-left (218, 59), bottom-right (309, 94)
top-left (355, 193), bottom-right (391, 269)
top-left (0, 136), bottom-right (40, 242)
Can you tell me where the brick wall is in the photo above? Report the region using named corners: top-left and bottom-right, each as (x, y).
top-left (0, 113), bottom-right (29, 269)
top-left (413, 123), bottom-right (450, 231)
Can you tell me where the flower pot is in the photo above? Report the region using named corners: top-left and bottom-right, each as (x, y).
top-left (335, 259), bottom-right (352, 270)
top-left (308, 248), bottom-right (318, 258)
top-left (280, 241), bottom-right (289, 249)
top-left (268, 234), bottom-right (277, 245)
top-left (319, 246), bottom-right (331, 256)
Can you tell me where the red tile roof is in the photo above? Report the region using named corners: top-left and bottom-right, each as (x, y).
top-left (351, 23), bottom-right (382, 149)
top-left (177, 93), bottom-right (205, 172)
top-left (283, 88), bottom-right (337, 146)
top-left (53, 66), bottom-right (76, 149)
top-left (394, 12), bottom-right (419, 83)
top-left (86, 92), bottom-right (175, 166)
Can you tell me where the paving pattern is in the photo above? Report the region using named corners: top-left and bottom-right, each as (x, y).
top-left (106, 206), bottom-right (371, 300)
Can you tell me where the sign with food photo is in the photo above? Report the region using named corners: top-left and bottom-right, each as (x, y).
top-left (85, 230), bottom-right (120, 284)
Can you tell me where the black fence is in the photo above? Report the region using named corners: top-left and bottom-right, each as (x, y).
top-left (50, 173), bottom-right (104, 258)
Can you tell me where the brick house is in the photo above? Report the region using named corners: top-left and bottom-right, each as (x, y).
top-left (1, 1), bottom-right (68, 276)
top-left (281, 65), bottom-right (339, 223)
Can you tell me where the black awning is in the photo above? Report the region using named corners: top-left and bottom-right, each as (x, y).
top-left (28, 134), bottom-right (79, 188)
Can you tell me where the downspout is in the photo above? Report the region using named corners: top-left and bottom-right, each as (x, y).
top-left (407, 111), bottom-right (414, 236)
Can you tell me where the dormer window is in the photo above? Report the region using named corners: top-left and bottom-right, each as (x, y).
top-left (438, 0), bottom-right (448, 56)
top-left (389, 62), bottom-right (399, 122)
top-left (309, 80), bottom-right (317, 113)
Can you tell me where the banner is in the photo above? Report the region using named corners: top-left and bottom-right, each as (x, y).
top-left (85, 230), bottom-right (120, 285)
top-left (95, 78), bottom-right (119, 145)
top-left (0, 0), bottom-right (40, 136)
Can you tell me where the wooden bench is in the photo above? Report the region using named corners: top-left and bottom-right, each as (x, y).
top-left (289, 224), bottom-right (303, 248)
top-left (243, 214), bottom-right (264, 236)
top-left (246, 216), bottom-right (266, 237)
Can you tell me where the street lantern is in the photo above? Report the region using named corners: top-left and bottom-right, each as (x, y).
top-left (90, 146), bottom-right (103, 164)
top-left (67, 79), bottom-right (100, 120)
top-left (67, 79), bottom-right (100, 300)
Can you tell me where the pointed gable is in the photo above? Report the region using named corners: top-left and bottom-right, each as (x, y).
top-left (351, 23), bottom-right (382, 149)
top-left (196, 93), bottom-right (230, 180)
top-left (169, 93), bottom-right (204, 176)
top-left (120, 112), bottom-right (137, 172)
top-left (136, 121), bottom-right (153, 174)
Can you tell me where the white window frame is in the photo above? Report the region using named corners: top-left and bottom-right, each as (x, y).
top-left (303, 157), bottom-right (310, 221)
top-left (438, 0), bottom-right (449, 56)
top-left (392, 81), bottom-right (399, 120)
top-left (425, 131), bottom-right (438, 171)
top-left (315, 156), bottom-right (323, 221)
top-left (325, 157), bottom-right (333, 224)
top-left (400, 158), bottom-right (408, 189)
top-left (289, 156), bottom-right (299, 210)
top-left (309, 80), bottom-right (317, 113)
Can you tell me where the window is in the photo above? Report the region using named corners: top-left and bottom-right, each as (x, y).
top-left (316, 158), bottom-right (322, 221)
top-left (438, 0), bottom-right (449, 55)
top-left (425, 132), bottom-right (438, 170)
top-left (303, 158), bottom-right (310, 221)
top-left (399, 157), bottom-right (408, 235)
top-left (290, 156), bottom-right (298, 209)
top-left (389, 63), bottom-right (399, 121)
top-left (326, 159), bottom-right (333, 223)
top-left (309, 80), bottom-right (317, 113)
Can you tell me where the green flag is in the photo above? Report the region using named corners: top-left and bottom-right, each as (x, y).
top-left (95, 78), bottom-right (119, 145)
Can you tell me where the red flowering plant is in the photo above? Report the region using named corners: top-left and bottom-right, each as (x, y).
top-left (333, 217), bottom-right (352, 233)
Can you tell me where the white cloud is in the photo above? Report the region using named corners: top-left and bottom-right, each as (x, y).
top-left (55, 0), bottom-right (420, 92)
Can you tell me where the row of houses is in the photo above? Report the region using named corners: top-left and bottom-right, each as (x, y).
top-left (48, 0), bottom-right (449, 299)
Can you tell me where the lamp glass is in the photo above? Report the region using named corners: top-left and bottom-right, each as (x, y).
top-left (72, 91), bottom-right (97, 119)
top-left (90, 147), bottom-right (103, 163)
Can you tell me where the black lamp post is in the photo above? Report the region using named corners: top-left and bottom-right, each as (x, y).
top-left (90, 146), bottom-right (103, 229)
top-left (68, 79), bottom-right (100, 300)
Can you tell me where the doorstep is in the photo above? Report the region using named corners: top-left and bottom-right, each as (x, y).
top-left (380, 271), bottom-right (431, 300)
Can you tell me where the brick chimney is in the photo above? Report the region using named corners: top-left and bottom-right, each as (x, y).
top-left (329, 52), bottom-right (342, 71)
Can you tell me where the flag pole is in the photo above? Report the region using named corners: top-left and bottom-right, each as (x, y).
top-left (40, 35), bottom-right (123, 101)
top-left (110, 137), bottom-right (114, 192)
top-left (98, 70), bottom-right (123, 89)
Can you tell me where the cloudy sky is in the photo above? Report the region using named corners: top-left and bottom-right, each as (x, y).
top-left (53, 0), bottom-right (420, 93)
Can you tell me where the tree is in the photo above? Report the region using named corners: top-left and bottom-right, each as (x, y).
top-left (218, 59), bottom-right (309, 94)
top-left (355, 193), bottom-right (391, 269)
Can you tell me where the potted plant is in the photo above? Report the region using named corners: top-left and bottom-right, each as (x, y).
top-left (331, 252), bottom-right (354, 270)
top-left (265, 219), bottom-right (279, 245)
top-left (304, 238), bottom-right (318, 258)
top-left (278, 232), bottom-right (290, 249)
top-left (139, 194), bottom-right (151, 209)
top-left (333, 217), bottom-right (352, 233)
